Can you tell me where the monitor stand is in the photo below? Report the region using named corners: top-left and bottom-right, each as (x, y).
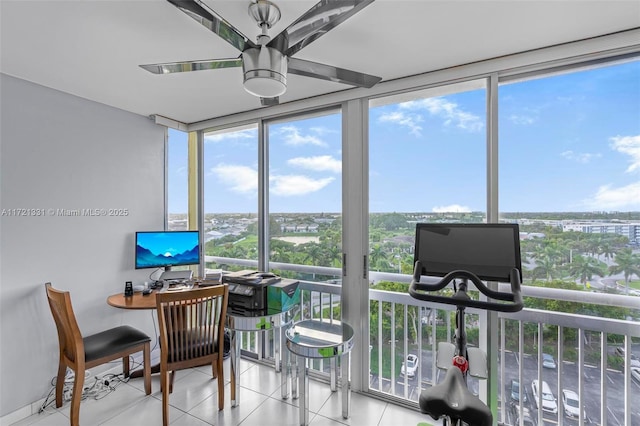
top-left (160, 269), bottom-right (193, 281)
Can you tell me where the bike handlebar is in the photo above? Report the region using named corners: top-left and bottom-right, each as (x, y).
top-left (409, 261), bottom-right (524, 313)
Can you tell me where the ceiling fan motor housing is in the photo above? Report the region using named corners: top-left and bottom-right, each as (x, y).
top-left (242, 46), bottom-right (287, 98)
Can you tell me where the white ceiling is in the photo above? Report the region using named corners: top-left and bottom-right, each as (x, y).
top-left (2, 0), bottom-right (639, 125)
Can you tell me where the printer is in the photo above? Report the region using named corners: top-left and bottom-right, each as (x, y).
top-left (222, 270), bottom-right (299, 313)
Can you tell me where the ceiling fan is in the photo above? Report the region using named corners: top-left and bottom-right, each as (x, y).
top-left (140, 0), bottom-right (382, 106)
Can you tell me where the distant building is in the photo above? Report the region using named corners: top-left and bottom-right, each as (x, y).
top-left (562, 221), bottom-right (640, 244)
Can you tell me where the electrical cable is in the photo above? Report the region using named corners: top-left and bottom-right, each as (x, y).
top-left (38, 363), bottom-right (136, 414)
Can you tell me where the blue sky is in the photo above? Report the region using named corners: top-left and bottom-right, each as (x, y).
top-left (169, 60), bottom-right (640, 214)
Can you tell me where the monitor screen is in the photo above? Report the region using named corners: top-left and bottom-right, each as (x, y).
top-left (135, 231), bottom-right (200, 269)
top-left (413, 223), bottom-right (521, 283)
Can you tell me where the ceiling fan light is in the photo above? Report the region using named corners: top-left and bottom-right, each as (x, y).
top-left (242, 47), bottom-right (287, 98)
top-left (243, 73), bottom-right (287, 98)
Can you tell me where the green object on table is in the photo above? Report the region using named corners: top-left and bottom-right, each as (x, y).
top-left (318, 347), bottom-right (340, 357)
top-left (256, 318), bottom-right (271, 329)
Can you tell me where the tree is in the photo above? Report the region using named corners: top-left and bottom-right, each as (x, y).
top-left (530, 256), bottom-right (559, 281)
top-left (370, 281), bottom-right (420, 344)
top-left (609, 248), bottom-right (640, 295)
top-left (568, 254), bottom-right (607, 285)
top-left (369, 244), bottom-right (389, 271)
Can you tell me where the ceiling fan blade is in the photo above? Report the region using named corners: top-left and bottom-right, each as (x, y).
top-left (261, 96), bottom-right (280, 106)
top-left (288, 57), bottom-right (381, 88)
top-left (166, 0), bottom-right (256, 52)
top-left (268, 0), bottom-right (374, 57)
top-left (140, 58), bottom-right (242, 74)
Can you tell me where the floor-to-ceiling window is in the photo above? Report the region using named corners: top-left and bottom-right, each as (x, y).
top-left (498, 57), bottom-right (640, 426)
top-left (266, 110), bottom-right (343, 319)
top-left (202, 124), bottom-right (259, 274)
top-left (167, 128), bottom-right (189, 230)
top-left (367, 80), bottom-right (487, 399)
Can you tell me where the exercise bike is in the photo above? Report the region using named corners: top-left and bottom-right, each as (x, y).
top-left (409, 263), bottom-right (523, 426)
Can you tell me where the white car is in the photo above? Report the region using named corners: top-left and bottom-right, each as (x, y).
top-left (400, 354), bottom-right (419, 378)
top-left (542, 353), bottom-right (557, 369)
top-left (562, 389), bottom-right (585, 419)
top-left (631, 367), bottom-right (640, 383)
top-left (532, 380), bottom-right (558, 414)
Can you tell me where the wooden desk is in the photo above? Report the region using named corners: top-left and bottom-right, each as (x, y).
top-left (107, 291), bottom-right (157, 310)
top-left (106, 285), bottom-right (218, 376)
top-left (107, 281), bottom-right (219, 309)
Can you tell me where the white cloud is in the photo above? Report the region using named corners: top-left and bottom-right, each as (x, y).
top-left (610, 135), bottom-right (640, 173)
top-left (432, 204), bottom-right (472, 213)
top-left (560, 150), bottom-right (602, 164)
top-left (400, 97), bottom-right (483, 132)
top-left (378, 111), bottom-right (423, 136)
top-left (211, 163), bottom-right (334, 197)
top-left (277, 125), bottom-right (327, 147)
top-left (204, 128), bottom-right (256, 143)
top-left (287, 155), bottom-right (341, 173)
top-left (309, 126), bottom-right (338, 136)
top-left (270, 175), bottom-right (335, 196)
top-left (508, 114), bottom-right (536, 125)
top-left (210, 164), bottom-right (257, 194)
top-left (583, 181), bottom-right (640, 210)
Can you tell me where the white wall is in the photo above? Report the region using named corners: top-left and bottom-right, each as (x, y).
top-left (0, 74), bottom-right (166, 418)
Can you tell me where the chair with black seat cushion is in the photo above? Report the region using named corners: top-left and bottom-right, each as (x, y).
top-left (156, 284), bottom-right (229, 426)
top-left (45, 282), bottom-right (151, 426)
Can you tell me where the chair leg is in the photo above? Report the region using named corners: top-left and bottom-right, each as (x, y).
top-left (55, 361), bottom-right (66, 408)
top-left (70, 367), bottom-right (85, 426)
top-left (143, 342), bottom-right (151, 395)
top-left (169, 371), bottom-right (175, 394)
top-left (212, 361), bottom-right (217, 379)
top-left (217, 356), bottom-right (224, 411)
top-left (123, 354), bottom-right (130, 378)
top-left (161, 371), bottom-right (170, 426)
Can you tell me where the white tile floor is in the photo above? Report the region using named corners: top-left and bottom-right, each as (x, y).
top-left (11, 357), bottom-right (432, 426)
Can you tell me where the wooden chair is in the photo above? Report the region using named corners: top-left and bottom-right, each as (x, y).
top-left (156, 284), bottom-right (229, 426)
top-left (45, 283), bottom-right (151, 426)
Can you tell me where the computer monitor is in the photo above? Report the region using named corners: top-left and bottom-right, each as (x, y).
top-left (135, 230), bottom-right (201, 271)
top-left (413, 223), bottom-right (521, 283)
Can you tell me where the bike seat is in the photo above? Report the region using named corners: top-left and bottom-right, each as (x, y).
top-left (418, 366), bottom-right (493, 426)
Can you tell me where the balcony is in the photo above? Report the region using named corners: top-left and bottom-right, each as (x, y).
top-left (226, 261), bottom-right (640, 426)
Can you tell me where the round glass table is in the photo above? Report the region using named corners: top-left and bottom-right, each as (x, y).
top-left (226, 307), bottom-right (295, 407)
top-left (285, 319), bottom-right (354, 426)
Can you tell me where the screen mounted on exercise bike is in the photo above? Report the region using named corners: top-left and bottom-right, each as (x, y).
top-left (414, 223), bottom-right (522, 283)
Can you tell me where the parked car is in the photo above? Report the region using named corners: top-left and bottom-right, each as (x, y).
top-left (400, 354), bottom-right (419, 378)
top-left (561, 389), bottom-right (586, 419)
top-left (542, 353), bottom-right (557, 369)
top-left (615, 347), bottom-right (640, 367)
top-left (631, 366), bottom-right (640, 383)
top-left (510, 379), bottom-right (527, 403)
top-left (532, 380), bottom-right (558, 414)
top-left (510, 403), bottom-right (536, 426)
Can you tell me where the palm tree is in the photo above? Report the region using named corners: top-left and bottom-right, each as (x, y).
top-left (530, 256), bottom-right (558, 281)
top-left (598, 241), bottom-right (616, 262)
top-left (369, 244), bottom-right (388, 272)
top-left (567, 254), bottom-right (607, 285)
top-left (609, 248), bottom-right (640, 295)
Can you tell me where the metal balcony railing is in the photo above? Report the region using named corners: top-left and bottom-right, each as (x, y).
top-left (208, 259), bottom-right (640, 426)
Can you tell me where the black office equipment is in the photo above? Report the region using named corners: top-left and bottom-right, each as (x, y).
top-left (223, 270), bottom-right (280, 311)
top-left (222, 270), bottom-right (299, 313)
top-left (124, 281), bottom-right (133, 297)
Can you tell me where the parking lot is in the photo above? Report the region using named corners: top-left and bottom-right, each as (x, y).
top-left (371, 348), bottom-right (640, 425)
